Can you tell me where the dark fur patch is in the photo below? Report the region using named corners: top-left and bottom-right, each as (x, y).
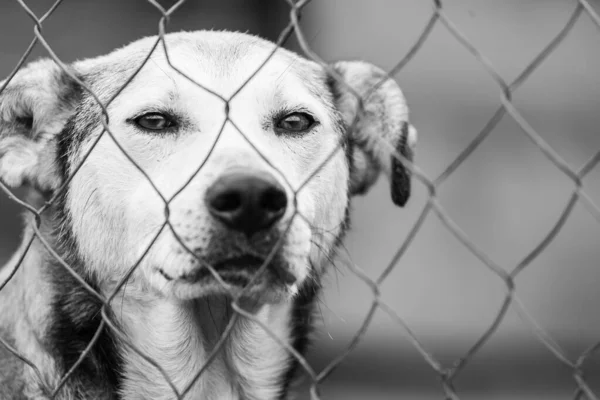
top-left (325, 71), bottom-right (356, 201)
top-left (56, 87), bottom-right (85, 180)
top-left (43, 199), bottom-right (123, 398)
top-left (277, 204), bottom-right (350, 399)
top-left (325, 72), bottom-right (343, 106)
top-left (45, 118), bottom-right (124, 397)
top-left (390, 121), bottom-right (413, 207)
top-left (46, 266), bottom-right (123, 398)
top-left (278, 278), bottom-right (320, 399)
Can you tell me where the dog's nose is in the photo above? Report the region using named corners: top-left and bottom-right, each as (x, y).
top-left (206, 171), bottom-right (288, 236)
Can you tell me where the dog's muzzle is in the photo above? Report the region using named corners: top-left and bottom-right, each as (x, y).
top-left (155, 170), bottom-right (300, 300)
top-left (200, 170), bottom-right (296, 289)
top-left (205, 170), bottom-right (288, 237)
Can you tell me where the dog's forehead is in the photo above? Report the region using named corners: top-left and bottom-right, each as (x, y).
top-left (76, 31), bottom-right (331, 103)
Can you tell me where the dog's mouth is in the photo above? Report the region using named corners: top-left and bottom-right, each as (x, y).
top-left (157, 253), bottom-right (297, 287)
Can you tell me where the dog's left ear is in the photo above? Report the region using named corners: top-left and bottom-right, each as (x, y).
top-left (328, 61), bottom-right (417, 207)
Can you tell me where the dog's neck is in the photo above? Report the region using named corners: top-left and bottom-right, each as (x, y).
top-left (0, 217), bottom-right (315, 400)
top-left (112, 289), bottom-right (295, 400)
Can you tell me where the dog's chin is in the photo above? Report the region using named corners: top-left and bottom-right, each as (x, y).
top-left (152, 258), bottom-right (301, 303)
top-left (161, 280), bottom-right (294, 304)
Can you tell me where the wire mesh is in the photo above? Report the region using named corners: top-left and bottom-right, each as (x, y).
top-left (0, 0), bottom-right (599, 399)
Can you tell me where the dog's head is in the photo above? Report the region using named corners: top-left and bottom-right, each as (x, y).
top-left (0, 31), bottom-right (416, 303)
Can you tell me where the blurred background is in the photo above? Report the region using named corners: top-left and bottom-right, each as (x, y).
top-left (1, 1), bottom-right (599, 399)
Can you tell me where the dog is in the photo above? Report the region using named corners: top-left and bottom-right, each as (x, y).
top-left (0, 30), bottom-right (417, 399)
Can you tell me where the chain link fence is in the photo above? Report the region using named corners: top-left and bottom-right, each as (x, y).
top-left (1, 0), bottom-right (600, 399)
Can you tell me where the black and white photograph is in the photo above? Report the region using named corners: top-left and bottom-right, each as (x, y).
top-left (1, 1), bottom-right (599, 399)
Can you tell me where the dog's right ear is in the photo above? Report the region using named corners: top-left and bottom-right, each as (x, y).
top-left (0, 59), bottom-right (80, 192)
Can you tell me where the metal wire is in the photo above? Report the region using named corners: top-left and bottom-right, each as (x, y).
top-left (0, 1), bottom-right (599, 399)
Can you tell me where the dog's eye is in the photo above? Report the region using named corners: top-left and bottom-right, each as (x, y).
top-left (134, 113), bottom-right (175, 131)
top-left (275, 112), bottom-right (315, 134)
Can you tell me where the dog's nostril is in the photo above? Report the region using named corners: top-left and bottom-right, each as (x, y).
top-left (260, 188), bottom-right (287, 213)
top-left (212, 191), bottom-right (242, 213)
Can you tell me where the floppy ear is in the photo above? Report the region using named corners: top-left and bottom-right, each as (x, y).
top-left (0, 59), bottom-right (79, 192)
top-left (328, 61), bottom-right (417, 207)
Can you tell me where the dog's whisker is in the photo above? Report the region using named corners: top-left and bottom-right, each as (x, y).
top-left (120, 275), bottom-right (129, 323)
top-left (81, 187), bottom-right (99, 216)
top-left (310, 239), bottom-right (343, 277)
top-left (317, 297), bottom-right (347, 326)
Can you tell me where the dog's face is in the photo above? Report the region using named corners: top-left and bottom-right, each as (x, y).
top-left (0, 31), bottom-right (416, 303)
